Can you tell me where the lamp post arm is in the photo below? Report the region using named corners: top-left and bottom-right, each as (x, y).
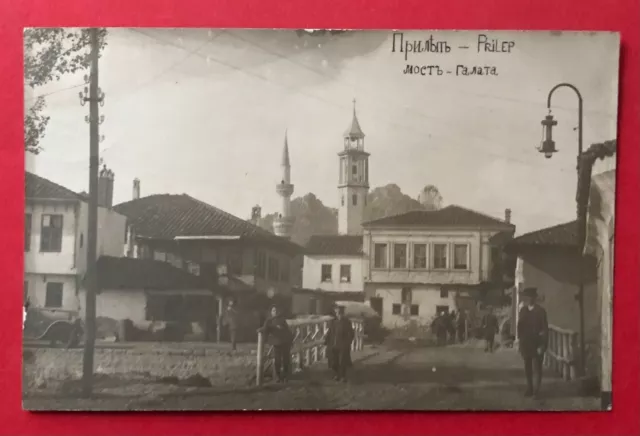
top-left (546, 83), bottom-right (584, 156)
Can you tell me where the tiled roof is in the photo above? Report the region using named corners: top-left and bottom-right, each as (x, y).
top-left (510, 220), bottom-right (578, 248)
top-left (114, 194), bottom-right (301, 250)
top-left (363, 205), bottom-right (514, 229)
top-left (96, 256), bottom-right (208, 290)
top-left (25, 172), bottom-right (83, 201)
top-left (305, 235), bottom-right (363, 256)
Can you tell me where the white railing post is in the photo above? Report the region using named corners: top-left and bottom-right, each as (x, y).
top-left (256, 329), bottom-right (264, 386)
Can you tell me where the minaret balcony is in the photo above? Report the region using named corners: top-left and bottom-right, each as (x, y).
top-left (276, 182), bottom-right (294, 197)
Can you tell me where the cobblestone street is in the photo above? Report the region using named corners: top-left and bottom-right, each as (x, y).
top-left (24, 341), bottom-right (599, 411)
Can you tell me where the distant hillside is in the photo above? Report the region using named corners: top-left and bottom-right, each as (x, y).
top-left (259, 184), bottom-right (443, 245)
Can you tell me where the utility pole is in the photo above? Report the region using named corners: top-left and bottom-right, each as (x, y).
top-left (79, 27), bottom-right (105, 397)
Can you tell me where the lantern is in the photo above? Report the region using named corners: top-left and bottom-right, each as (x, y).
top-left (539, 114), bottom-right (558, 158)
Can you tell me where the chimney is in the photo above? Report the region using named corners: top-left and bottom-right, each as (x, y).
top-left (505, 208), bottom-right (512, 224)
top-left (97, 165), bottom-right (115, 208)
top-left (132, 178), bottom-right (141, 200)
top-left (250, 205), bottom-right (262, 224)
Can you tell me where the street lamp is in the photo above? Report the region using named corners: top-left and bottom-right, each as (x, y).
top-left (538, 83), bottom-right (586, 377)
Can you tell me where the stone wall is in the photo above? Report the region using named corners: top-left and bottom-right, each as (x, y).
top-left (23, 345), bottom-right (258, 393)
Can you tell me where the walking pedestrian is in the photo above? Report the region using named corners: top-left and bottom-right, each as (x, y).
top-left (482, 306), bottom-right (499, 352)
top-left (456, 310), bottom-right (467, 343)
top-left (325, 305), bottom-right (354, 382)
top-left (517, 287), bottom-right (549, 399)
top-left (431, 312), bottom-right (447, 346)
top-left (224, 299), bottom-right (240, 351)
top-left (261, 305), bottom-right (293, 383)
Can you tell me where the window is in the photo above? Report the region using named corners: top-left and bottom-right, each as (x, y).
top-left (153, 250), bottom-right (167, 262)
top-left (392, 304), bottom-right (401, 315)
top-left (393, 244), bottom-right (407, 269)
top-left (410, 304), bottom-right (419, 316)
top-left (255, 250), bottom-right (266, 278)
top-left (321, 264), bottom-right (332, 282)
top-left (412, 243), bottom-right (427, 269)
top-left (167, 252), bottom-right (183, 269)
top-left (433, 243), bottom-right (448, 269)
top-left (440, 288), bottom-right (449, 298)
top-left (352, 194), bottom-right (357, 206)
top-left (268, 257), bottom-right (279, 281)
top-left (280, 260), bottom-right (290, 283)
top-left (25, 214), bottom-right (32, 252)
top-left (79, 233), bottom-right (84, 248)
top-left (186, 261), bottom-right (201, 276)
top-left (453, 244), bottom-right (469, 270)
top-left (373, 243), bottom-right (388, 268)
top-left (401, 287), bottom-right (412, 303)
top-left (40, 214), bottom-right (63, 252)
top-left (352, 164), bottom-right (357, 175)
top-left (340, 265), bottom-right (351, 283)
top-left (45, 282), bottom-right (63, 308)
top-left (341, 196), bottom-right (344, 206)
top-left (436, 305), bottom-right (449, 315)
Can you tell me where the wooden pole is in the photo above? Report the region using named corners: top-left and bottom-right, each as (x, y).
top-left (81, 27), bottom-right (101, 397)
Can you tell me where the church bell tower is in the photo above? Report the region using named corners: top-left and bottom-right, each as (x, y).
top-left (338, 99), bottom-right (370, 235)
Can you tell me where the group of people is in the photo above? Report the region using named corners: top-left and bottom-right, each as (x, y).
top-left (256, 303), bottom-right (355, 384)
top-left (431, 310), bottom-right (468, 346)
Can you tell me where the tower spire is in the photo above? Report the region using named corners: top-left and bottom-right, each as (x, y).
top-left (344, 97), bottom-right (365, 139)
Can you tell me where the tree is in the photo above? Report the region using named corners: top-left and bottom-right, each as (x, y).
top-left (418, 184), bottom-right (443, 211)
top-left (24, 28), bottom-right (107, 154)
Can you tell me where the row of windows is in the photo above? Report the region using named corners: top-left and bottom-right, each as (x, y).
top-left (390, 303), bottom-right (450, 316)
top-left (373, 242), bottom-right (469, 270)
top-left (25, 213), bottom-right (64, 253)
top-left (148, 248), bottom-right (292, 284)
top-left (321, 264), bottom-right (351, 283)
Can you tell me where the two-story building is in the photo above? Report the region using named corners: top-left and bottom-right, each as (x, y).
top-left (114, 187), bottom-right (304, 312)
top-left (24, 170), bottom-right (127, 314)
top-left (362, 205), bottom-right (515, 329)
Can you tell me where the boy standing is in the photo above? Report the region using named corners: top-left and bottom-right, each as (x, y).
top-left (325, 305), bottom-right (354, 382)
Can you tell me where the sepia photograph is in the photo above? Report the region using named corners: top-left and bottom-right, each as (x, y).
top-left (22, 28), bottom-right (618, 411)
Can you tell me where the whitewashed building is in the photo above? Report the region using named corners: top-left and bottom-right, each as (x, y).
top-left (24, 170), bottom-right (127, 315)
top-left (362, 206), bottom-right (515, 328)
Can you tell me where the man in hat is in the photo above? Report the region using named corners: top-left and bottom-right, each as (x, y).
top-left (261, 304), bottom-right (293, 383)
top-left (325, 304), bottom-right (354, 382)
top-left (223, 299), bottom-right (240, 351)
top-left (482, 306), bottom-right (499, 352)
top-left (517, 287), bottom-right (549, 398)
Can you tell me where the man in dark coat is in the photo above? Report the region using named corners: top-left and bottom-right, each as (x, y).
top-left (482, 306), bottom-right (499, 352)
top-left (456, 310), bottom-right (467, 343)
top-left (224, 299), bottom-right (240, 351)
top-left (431, 312), bottom-right (447, 346)
top-left (325, 305), bottom-right (354, 382)
top-left (261, 305), bottom-right (294, 383)
top-left (517, 287), bottom-right (549, 398)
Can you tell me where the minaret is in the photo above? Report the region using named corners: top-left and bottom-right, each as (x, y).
top-left (274, 130), bottom-right (295, 239)
top-left (338, 99), bottom-right (370, 235)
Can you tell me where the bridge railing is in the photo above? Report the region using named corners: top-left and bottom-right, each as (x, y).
top-left (543, 324), bottom-right (580, 380)
top-left (255, 316), bottom-right (364, 386)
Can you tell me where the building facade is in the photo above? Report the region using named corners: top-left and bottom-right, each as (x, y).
top-left (24, 170), bottom-right (127, 314)
top-left (302, 235), bottom-right (365, 294)
top-left (338, 100), bottom-right (370, 235)
top-left (362, 206), bottom-right (515, 328)
top-left (115, 189), bottom-right (304, 300)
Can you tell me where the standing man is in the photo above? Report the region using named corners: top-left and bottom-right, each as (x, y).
top-left (261, 305), bottom-right (293, 383)
top-left (456, 310), bottom-right (467, 343)
top-left (325, 305), bottom-right (354, 382)
top-left (482, 306), bottom-right (499, 352)
top-left (224, 299), bottom-right (240, 351)
top-left (517, 287), bottom-right (549, 398)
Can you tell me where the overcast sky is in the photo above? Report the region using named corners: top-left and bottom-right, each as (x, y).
top-left (25, 29), bottom-right (619, 235)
